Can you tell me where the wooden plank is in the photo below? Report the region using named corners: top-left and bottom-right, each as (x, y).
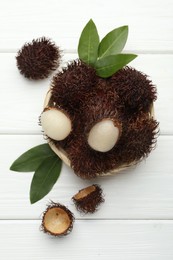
top-left (0, 0), bottom-right (172, 52)
top-left (0, 53), bottom-right (172, 134)
top-left (1, 135), bottom-right (173, 219)
top-left (0, 220), bottom-right (173, 260)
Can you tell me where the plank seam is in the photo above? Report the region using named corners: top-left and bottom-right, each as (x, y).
top-left (1, 50), bottom-right (173, 55)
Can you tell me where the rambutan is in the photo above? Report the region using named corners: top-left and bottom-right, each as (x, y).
top-left (110, 67), bottom-right (157, 116)
top-left (16, 37), bottom-right (60, 80)
top-left (50, 60), bottom-right (97, 113)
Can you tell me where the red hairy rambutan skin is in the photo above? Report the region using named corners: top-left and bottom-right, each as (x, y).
top-left (120, 113), bottom-right (159, 163)
top-left (50, 60), bottom-right (97, 113)
top-left (16, 37), bottom-right (61, 80)
top-left (110, 67), bottom-right (157, 116)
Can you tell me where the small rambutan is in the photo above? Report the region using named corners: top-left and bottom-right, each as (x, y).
top-left (72, 184), bottom-right (104, 213)
top-left (41, 202), bottom-right (74, 237)
top-left (16, 37), bottom-right (60, 80)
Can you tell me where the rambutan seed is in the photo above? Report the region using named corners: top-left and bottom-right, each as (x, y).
top-left (72, 184), bottom-right (104, 213)
top-left (16, 37), bottom-right (61, 80)
top-left (41, 202), bottom-right (75, 237)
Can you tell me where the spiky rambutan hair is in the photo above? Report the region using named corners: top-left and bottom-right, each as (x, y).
top-left (16, 37), bottom-right (60, 80)
top-left (43, 60), bottom-right (159, 179)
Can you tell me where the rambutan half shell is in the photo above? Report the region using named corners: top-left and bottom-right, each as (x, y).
top-left (41, 202), bottom-right (74, 237)
top-left (72, 184), bottom-right (104, 213)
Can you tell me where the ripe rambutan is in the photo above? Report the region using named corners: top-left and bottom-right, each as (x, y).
top-left (110, 67), bottom-right (157, 116)
top-left (50, 60), bottom-right (97, 114)
top-left (16, 37), bottom-right (60, 80)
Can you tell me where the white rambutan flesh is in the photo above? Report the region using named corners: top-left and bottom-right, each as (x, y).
top-left (41, 108), bottom-right (72, 141)
top-left (88, 119), bottom-right (120, 152)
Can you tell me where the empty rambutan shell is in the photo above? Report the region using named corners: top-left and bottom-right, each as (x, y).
top-left (16, 37), bottom-right (60, 80)
top-left (41, 202), bottom-right (74, 237)
top-left (72, 184), bottom-right (104, 213)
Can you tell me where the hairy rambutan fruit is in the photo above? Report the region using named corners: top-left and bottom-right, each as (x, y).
top-left (41, 202), bottom-right (74, 237)
top-left (16, 37), bottom-right (60, 80)
top-left (110, 67), bottom-right (157, 115)
top-left (81, 87), bottom-right (123, 152)
top-left (72, 184), bottom-right (104, 213)
top-left (50, 60), bottom-right (97, 113)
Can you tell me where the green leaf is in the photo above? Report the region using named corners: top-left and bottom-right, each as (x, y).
top-left (98, 26), bottom-right (128, 59)
top-left (95, 54), bottom-right (137, 78)
top-left (78, 19), bottom-right (100, 66)
top-left (10, 143), bottom-right (56, 172)
top-left (30, 156), bottom-right (62, 204)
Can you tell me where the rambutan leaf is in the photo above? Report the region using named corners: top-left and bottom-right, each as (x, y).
top-left (10, 143), bottom-right (56, 172)
top-left (30, 156), bottom-right (62, 204)
top-left (98, 26), bottom-right (128, 59)
top-left (95, 54), bottom-right (137, 78)
top-left (78, 19), bottom-right (99, 66)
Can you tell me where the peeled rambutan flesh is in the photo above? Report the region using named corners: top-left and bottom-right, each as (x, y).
top-left (41, 202), bottom-right (74, 237)
top-left (40, 107), bottom-right (72, 141)
top-left (72, 184), bottom-right (104, 213)
top-left (16, 37), bottom-right (60, 80)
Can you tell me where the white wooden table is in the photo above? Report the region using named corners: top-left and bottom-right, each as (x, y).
top-left (0, 0), bottom-right (173, 259)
